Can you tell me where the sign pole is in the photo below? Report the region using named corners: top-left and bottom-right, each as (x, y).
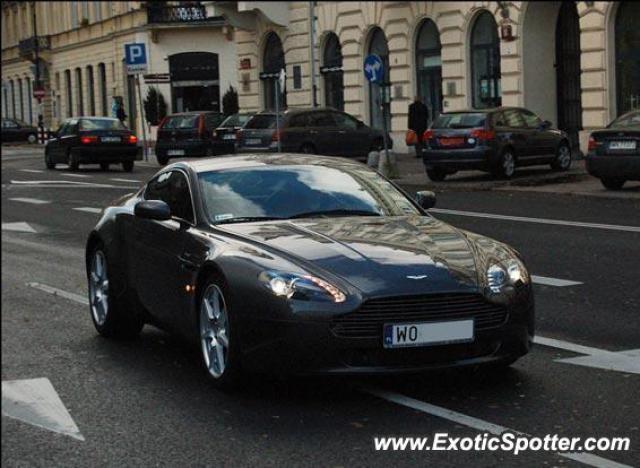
top-left (274, 76), bottom-right (281, 153)
top-left (380, 85), bottom-right (390, 165)
top-left (136, 74), bottom-right (148, 161)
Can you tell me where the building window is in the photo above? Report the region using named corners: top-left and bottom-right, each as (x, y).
top-left (261, 32), bottom-right (286, 111)
top-left (415, 19), bottom-right (442, 124)
top-left (470, 11), bottom-right (501, 109)
top-left (93, 1), bottom-right (102, 22)
top-left (26, 77), bottom-right (33, 124)
top-left (615, 2), bottom-right (640, 116)
top-left (321, 33), bottom-right (344, 111)
top-left (65, 70), bottom-right (73, 117)
top-left (81, 1), bottom-right (89, 22)
top-left (17, 78), bottom-right (24, 121)
top-left (168, 52), bottom-right (220, 113)
top-left (98, 63), bottom-right (107, 115)
top-left (3, 85), bottom-right (8, 118)
top-left (87, 65), bottom-right (95, 115)
top-left (75, 68), bottom-right (84, 115)
top-left (10, 80), bottom-right (16, 118)
top-left (367, 27), bottom-right (390, 130)
top-left (71, 2), bottom-right (78, 28)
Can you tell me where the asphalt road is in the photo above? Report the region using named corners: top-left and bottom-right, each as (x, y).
top-left (2, 147), bottom-right (639, 467)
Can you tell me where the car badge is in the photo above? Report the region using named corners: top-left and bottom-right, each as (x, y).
top-left (406, 275), bottom-right (428, 280)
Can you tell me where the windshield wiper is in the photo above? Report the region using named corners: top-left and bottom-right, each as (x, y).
top-left (288, 209), bottom-right (382, 219)
top-left (214, 216), bottom-right (284, 225)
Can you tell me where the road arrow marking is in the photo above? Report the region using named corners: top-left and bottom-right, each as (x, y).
top-left (535, 336), bottom-right (640, 374)
top-left (2, 378), bottom-right (85, 441)
top-left (2, 222), bottom-right (37, 233)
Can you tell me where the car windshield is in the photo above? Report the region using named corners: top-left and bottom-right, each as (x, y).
top-left (609, 111), bottom-right (640, 129)
top-left (220, 114), bottom-right (252, 128)
top-left (79, 119), bottom-right (126, 131)
top-left (163, 115), bottom-right (200, 129)
top-left (244, 114), bottom-right (277, 129)
top-left (198, 165), bottom-right (421, 224)
top-left (432, 113), bottom-right (487, 129)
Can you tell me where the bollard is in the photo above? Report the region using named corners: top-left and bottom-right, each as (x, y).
top-left (367, 151), bottom-right (380, 168)
top-left (378, 149), bottom-right (400, 179)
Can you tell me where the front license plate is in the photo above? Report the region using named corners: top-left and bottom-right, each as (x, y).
top-left (246, 138), bottom-right (262, 145)
top-left (609, 141), bottom-right (636, 150)
top-left (101, 136), bottom-right (120, 143)
top-left (223, 134), bottom-right (236, 140)
top-left (383, 319), bottom-right (474, 349)
top-left (167, 149), bottom-right (185, 156)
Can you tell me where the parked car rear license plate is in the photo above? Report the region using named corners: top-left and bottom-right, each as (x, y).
top-left (246, 138), bottom-right (262, 145)
top-left (439, 138), bottom-right (465, 147)
top-left (383, 319), bottom-right (474, 348)
top-left (609, 141), bottom-right (636, 150)
top-left (223, 134), bottom-right (236, 140)
top-left (168, 149), bottom-right (185, 156)
top-left (101, 136), bottom-right (120, 143)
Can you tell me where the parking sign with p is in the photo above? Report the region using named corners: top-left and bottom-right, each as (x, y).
top-left (125, 43), bottom-right (148, 74)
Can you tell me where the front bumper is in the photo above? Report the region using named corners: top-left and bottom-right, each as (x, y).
top-left (239, 292), bottom-right (534, 375)
top-left (585, 154), bottom-right (640, 180)
top-left (422, 146), bottom-right (495, 171)
top-left (72, 146), bottom-right (138, 163)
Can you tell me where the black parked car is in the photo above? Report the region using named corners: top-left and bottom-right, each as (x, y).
top-left (212, 113), bottom-right (254, 154)
top-left (237, 108), bottom-right (392, 159)
top-left (586, 110), bottom-right (640, 190)
top-left (421, 107), bottom-right (571, 181)
top-left (85, 154), bottom-right (533, 390)
top-left (44, 117), bottom-right (139, 171)
top-left (1, 118), bottom-right (38, 144)
top-left (155, 111), bottom-right (227, 165)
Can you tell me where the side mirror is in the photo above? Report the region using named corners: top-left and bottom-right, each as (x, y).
top-left (134, 200), bottom-right (171, 221)
top-left (415, 191), bottom-right (436, 210)
top-left (540, 120), bottom-right (552, 130)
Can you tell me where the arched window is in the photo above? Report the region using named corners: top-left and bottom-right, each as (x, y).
top-left (321, 33), bottom-right (344, 111)
top-left (261, 32), bottom-right (286, 110)
top-left (98, 63), bottom-right (107, 115)
top-left (168, 52), bottom-right (220, 112)
top-left (65, 70), bottom-right (73, 117)
top-left (415, 19), bottom-right (442, 123)
top-left (470, 11), bottom-right (501, 108)
top-left (17, 78), bottom-right (24, 121)
top-left (86, 66), bottom-right (95, 115)
top-left (75, 67), bottom-right (84, 115)
top-left (367, 28), bottom-right (390, 130)
top-left (26, 77), bottom-right (33, 124)
top-left (9, 80), bottom-right (16, 118)
top-left (615, 2), bottom-right (640, 116)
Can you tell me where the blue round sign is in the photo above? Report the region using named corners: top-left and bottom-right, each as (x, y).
top-left (363, 54), bottom-right (384, 83)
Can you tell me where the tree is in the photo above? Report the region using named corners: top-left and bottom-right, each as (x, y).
top-left (143, 87), bottom-right (167, 125)
top-left (222, 86), bottom-right (239, 116)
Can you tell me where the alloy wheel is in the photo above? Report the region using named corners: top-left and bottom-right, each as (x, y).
top-left (200, 284), bottom-right (229, 379)
top-left (557, 145), bottom-right (571, 169)
top-left (503, 152), bottom-right (515, 177)
top-left (89, 250), bottom-right (109, 326)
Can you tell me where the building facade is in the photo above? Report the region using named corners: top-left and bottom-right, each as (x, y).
top-left (224, 1), bottom-right (640, 154)
top-left (1, 1), bottom-right (237, 138)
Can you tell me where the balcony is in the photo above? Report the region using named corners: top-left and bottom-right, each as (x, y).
top-left (146, 3), bottom-right (222, 24)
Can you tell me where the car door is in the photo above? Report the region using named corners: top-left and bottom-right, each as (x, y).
top-left (501, 109), bottom-right (531, 160)
top-left (308, 111), bottom-right (339, 155)
top-left (58, 119), bottom-right (79, 162)
top-left (520, 109), bottom-right (556, 160)
top-left (331, 111), bottom-right (364, 157)
top-left (132, 170), bottom-right (196, 329)
top-left (48, 121), bottom-right (69, 162)
top-left (2, 119), bottom-right (19, 142)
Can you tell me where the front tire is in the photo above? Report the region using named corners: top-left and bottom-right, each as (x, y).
top-left (87, 243), bottom-right (143, 339)
top-left (44, 148), bottom-right (55, 169)
top-left (122, 161), bottom-right (134, 172)
top-left (426, 167), bottom-right (447, 182)
top-left (492, 149), bottom-right (516, 179)
top-left (157, 154), bottom-right (169, 166)
top-left (67, 150), bottom-right (79, 171)
top-left (551, 142), bottom-right (571, 171)
top-left (27, 133), bottom-right (37, 144)
top-left (600, 178), bottom-right (625, 190)
top-left (197, 274), bottom-right (242, 391)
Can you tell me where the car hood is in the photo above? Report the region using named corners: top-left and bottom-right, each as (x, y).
top-left (220, 215), bottom-right (480, 296)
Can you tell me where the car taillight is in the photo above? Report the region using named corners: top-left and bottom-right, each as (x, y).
top-left (588, 136), bottom-right (597, 151)
top-left (422, 130), bottom-right (433, 141)
top-left (128, 135), bottom-right (138, 144)
top-left (470, 129), bottom-right (496, 141)
top-left (271, 129), bottom-right (282, 142)
top-left (80, 136), bottom-right (98, 144)
top-left (198, 115), bottom-right (205, 138)
top-left (212, 130), bottom-right (218, 138)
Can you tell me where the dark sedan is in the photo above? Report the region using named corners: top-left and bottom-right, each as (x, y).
top-left (586, 110), bottom-right (640, 190)
top-left (212, 112), bottom-right (254, 154)
top-left (45, 117), bottom-right (139, 171)
top-left (1, 118), bottom-right (38, 144)
top-left (237, 108), bottom-right (392, 159)
top-left (86, 154), bottom-right (534, 389)
top-left (422, 107), bottom-right (571, 180)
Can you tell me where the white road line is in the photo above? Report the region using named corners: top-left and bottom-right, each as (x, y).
top-left (10, 180), bottom-right (137, 189)
top-left (1, 222), bottom-right (37, 233)
top-left (430, 208), bottom-right (640, 233)
top-left (73, 207), bottom-right (102, 214)
top-left (534, 336), bottom-right (614, 356)
top-left (27, 282), bottom-right (88, 305)
top-left (19, 169), bottom-right (44, 173)
top-left (364, 388), bottom-right (632, 468)
top-left (531, 275), bottom-right (583, 287)
top-left (110, 178), bottom-right (141, 183)
top-left (8, 197), bottom-right (51, 204)
top-left (60, 173), bottom-right (90, 178)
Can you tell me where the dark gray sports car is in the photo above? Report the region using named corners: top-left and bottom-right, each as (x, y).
top-left (86, 154), bottom-right (534, 389)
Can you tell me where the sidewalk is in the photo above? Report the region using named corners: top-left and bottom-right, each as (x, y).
top-left (392, 151), bottom-right (639, 200)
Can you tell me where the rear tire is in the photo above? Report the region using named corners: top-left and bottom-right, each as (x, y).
top-left (492, 149), bottom-right (516, 179)
top-left (27, 133), bottom-right (37, 144)
top-left (87, 242), bottom-right (143, 339)
top-left (157, 154), bottom-right (169, 166)
top-left (67, 151), bottom-right (79, 171)
top-left (551, 142), bottom-right (571, 171)
top-left (100, 163), bottom-right (110, 171)
top-left (122, 161), bottom-right (134, 172)
top-left (44, 148), bottom-right (55, 170)
top-left (600, 178), bottom-right (625, 190)
top-left (426, 167), bottom-right (447, 182)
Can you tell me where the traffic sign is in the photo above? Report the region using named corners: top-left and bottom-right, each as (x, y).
top-left (143, 73), bottom-right (170, 84)
top-left (124, 43), bottom-right (148, 74)
top-left (363, 54), bottom-right (384, 83)
top-left (33, 88), bottom-right (46, 99)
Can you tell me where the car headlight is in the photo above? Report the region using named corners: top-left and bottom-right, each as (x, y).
top-left (259, 270), bottom-right (346, 303)
top-left (486, 257), bottom-right (530, 293)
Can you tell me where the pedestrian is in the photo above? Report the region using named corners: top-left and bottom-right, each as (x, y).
top-left (408, 95), bottom-right (429, 158)
top-left (116, 98), bottom-right (127, 124)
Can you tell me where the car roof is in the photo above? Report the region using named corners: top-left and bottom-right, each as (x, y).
top-left (67, 116), bottom-right (121, 121)
top-left (255, 107), bottom-right (345, 116)
top-left (439, 107), bottom-right (523, 115)
top-left (171, 154), bottom-right (367, 174)
top-left (166, 111), bottom-right (222, 116)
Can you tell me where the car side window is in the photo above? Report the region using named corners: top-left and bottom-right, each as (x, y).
top-left (309, 112), bottom-right (335, 128)
top-left (205, 114), bottom-right (224, 129)
top-left (493, 112), bottom-right (506, 127)
top-left (57, 122), bottom-right (70, 136)
top-left (520, 110), bottom-right (542, 129)
top-left (3, 119), bottom-right (18, 129)
top-left (145, 171), bottom-right (195, 224)
top-left (332, 112), bottom-right (358, 130)
top-left (288, 114), bottom-right (309, 128)
top-left (503, 109), bottom-right (525, 129)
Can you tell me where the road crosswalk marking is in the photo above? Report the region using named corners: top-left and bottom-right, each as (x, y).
top-left (110, 178), bottom-right (141, 183)
top-left (60, 173), bottom-right (91, 178)
top-left (73, 207), bottom-right (102, 214)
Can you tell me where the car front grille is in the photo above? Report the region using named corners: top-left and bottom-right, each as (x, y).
top-left (330, 293), bottom-right (508, 339)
